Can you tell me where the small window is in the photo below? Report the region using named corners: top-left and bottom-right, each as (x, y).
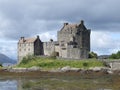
top-left (28, 48), bottom-right (30, 51)
top-left (24, 49), bottom-right (26, 51)
top-left (62, 48), bottom-right (66, 50)
top-left (61, 44), bottom-right (64, 46)
top-left (19, 49), bottom-right (21, 51)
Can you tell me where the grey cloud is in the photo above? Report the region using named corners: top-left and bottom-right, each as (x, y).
top-left (0, 0), bottom-right (120, 40)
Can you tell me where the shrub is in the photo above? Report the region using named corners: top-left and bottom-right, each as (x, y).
top-left (109, 51), bottom-right (120, 59)
top-left (83, 62), bottom-right (88, 67)
top-left (89, 52), bottom-right (98, 59)
top-left (19, 55), bottom-right (36, 64)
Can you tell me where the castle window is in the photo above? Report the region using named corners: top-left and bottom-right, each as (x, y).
top-left (73, 46), bottom-right (77, 48)
top-left (24, 49), bottom-right (26, 51)
top-left (61, 44), bottom-right (64, 46)
top-left (62, 48), bottom-right (66, 50)
top-left (28, 48), bottom-right (30, 51)
top-left (28, 43), bottom-right (30, 46)
top-left (19, 49), bottom-right (21, 51)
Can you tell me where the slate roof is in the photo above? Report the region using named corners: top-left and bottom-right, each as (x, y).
top-left (19, 37), bottom-right (37, 43)
top-left (61, 21), bottom-right (87, 31)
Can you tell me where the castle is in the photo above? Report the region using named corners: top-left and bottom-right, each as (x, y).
top-left (18, 20), bottom-right (91, 62)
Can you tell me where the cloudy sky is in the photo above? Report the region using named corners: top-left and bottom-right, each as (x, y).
top-left (0, 0), bottom-right (120, 60)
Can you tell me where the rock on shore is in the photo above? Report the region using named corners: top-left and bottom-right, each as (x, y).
top-left (2, 66), bottom-right (116, 74)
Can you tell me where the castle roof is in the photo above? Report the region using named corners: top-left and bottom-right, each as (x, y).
top-left (61, 20), bottom-right (87, 31)
top-left (19, 36), bottom-right (40, 43)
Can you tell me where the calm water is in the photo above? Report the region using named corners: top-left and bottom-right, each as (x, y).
top-left (0, 80), bottom-right (17, 90)
top-left (0, 75), bottom-right (120, 90)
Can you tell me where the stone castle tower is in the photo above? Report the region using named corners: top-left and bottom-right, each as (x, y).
top-left (57, 20), bottom-right (91, 59)
top-left (18, 20), bottom-right (91, 62)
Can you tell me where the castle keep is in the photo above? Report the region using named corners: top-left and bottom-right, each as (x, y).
top-left (18, 20), bottom-right (91, 62)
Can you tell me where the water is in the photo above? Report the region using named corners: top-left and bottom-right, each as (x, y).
top-left (0, 80), bottom-right (17, 90)
top-left (0, 74), bottom-right (120, 90)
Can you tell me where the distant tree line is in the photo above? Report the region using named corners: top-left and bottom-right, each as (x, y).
top-left (109, 51), bottom-right (120, 59)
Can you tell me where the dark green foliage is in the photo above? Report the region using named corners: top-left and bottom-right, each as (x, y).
top-left (20, 55), bottom-right (37, 64)
top-left (0, 63), bottom-right (2, 67)
top-left (109, 51), bottom-right (120, 59)
top-left (83, 62), bottom-right (88, 67)
top-left (89, 52), bottom-right (98, 59)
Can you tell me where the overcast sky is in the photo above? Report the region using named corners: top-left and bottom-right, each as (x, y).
top-left (0, 0), bottom-right (120, 60)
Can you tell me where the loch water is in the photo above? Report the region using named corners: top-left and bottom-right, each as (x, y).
top-left (0, 74), bottom-right (120, 90)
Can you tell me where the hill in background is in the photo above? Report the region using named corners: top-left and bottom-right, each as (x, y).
top-left (0, 53), bottom-right (17, 64)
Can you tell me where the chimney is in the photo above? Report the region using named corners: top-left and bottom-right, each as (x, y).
top-left (37, 35), bottom-right (39, 39)
top-left (81, 20), bottom-right (84, 25)
top-left (20, 37), bottom-right (25, 42)
top-left (64, 23), bottom-right (68, 26)
top-left (50, 39), bottom-right (53, 42)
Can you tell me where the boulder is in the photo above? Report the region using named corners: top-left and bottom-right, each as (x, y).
top-left (89, 67), bottom-right (102, 72)
top-left (8, 68), bottom-right (27, 72)
top-left (28, 66), bottom-right (41, 71)
top-left (70, 68), bottom-right (81, 72)
top-left (107, 70), bottom-right (113, 74)
top-left (60, 66), bottom-right (71, 72)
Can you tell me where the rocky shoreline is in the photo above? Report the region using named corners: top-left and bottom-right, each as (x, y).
top-left (1, 66), bottom-right (120, 75)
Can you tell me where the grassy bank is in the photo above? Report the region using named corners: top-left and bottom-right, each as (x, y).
top-left (16, 56), bottom-right (105, 70)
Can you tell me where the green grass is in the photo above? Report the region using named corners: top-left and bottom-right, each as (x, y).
top-left (16, 56), bottom-right (105, 70)
top-left (0, 66), bottom-right (2, 69)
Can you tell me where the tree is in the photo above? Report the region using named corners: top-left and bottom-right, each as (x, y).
top-left (109, 53), bottom-right (117, 59)
top-left (0, 63), bottom-right (2, 67)
top-left (88, 51), bottom-right (98, 59)
top-left (109, 51), bottom-right (120, 59)
top-left (116, 51), bottom-right (120, 59)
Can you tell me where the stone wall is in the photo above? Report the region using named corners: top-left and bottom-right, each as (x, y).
top-left (67, 48), bottom-right (81, 59)
top-left (34, 37), bottom-right (43, 55)
top-left (43, 42), bottom-right (55, 56)
top-left (18, 43), bottom-right (34, 63)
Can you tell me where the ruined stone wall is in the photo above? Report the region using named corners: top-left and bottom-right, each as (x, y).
top-left (58, 31), bottom-right (72, 43)
top-left (43, 42), bottom-right (55, 56)
top-left (59, 48), bottom-right (67, 58)
top-left (67, 47), bottom-right (81, 59)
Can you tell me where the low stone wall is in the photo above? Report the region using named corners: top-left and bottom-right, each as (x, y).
top-left (107, 61), bottom-right (120, 70)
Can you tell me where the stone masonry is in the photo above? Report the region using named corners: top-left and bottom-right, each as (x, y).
top-left (18, 20), bottom-right (91, 62)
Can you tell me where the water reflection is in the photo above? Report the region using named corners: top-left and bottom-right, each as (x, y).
top-left (0, 75), bottom-right (119, 90)
top-left (0, 80), bottom-right (17, 90)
